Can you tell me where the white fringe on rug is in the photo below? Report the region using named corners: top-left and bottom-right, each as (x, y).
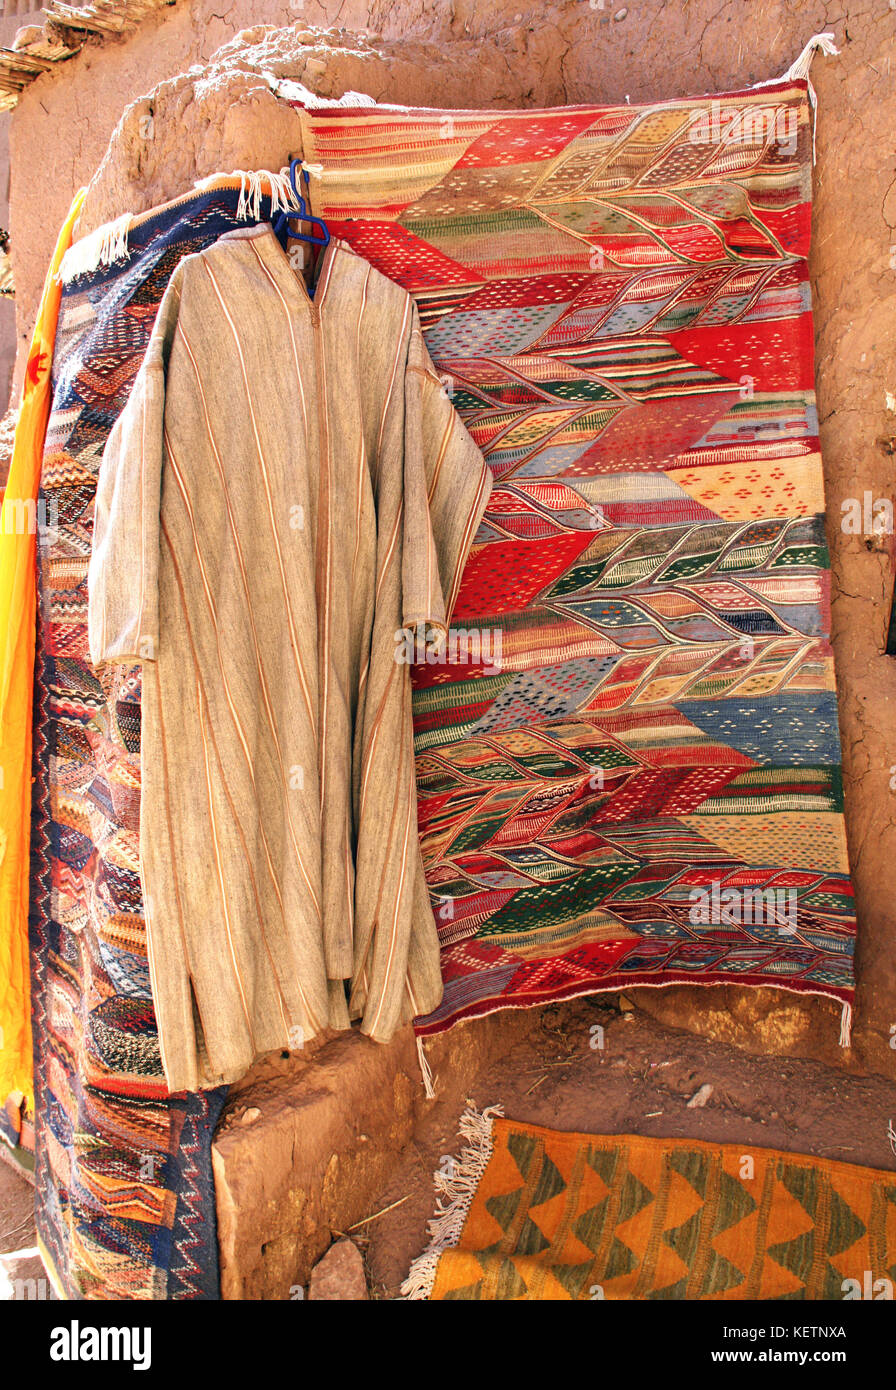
top-left (401, 1102), bottom-right (504, 1300)
top-left (839, 1000), bottom-right (852, 1049)
top-left (55, 211), bottom-right (133, 285)
top-left (416, 1036), bottom-right (436, 1100)
top-left (753, 31), bottom-right (839, 163)
top-left (55, 167), bottom-right (304, 286)
top-left (194, 166), bottom-right (301, 223)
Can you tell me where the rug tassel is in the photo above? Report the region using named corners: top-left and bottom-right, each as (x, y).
top-left (416, 1035), bottom-right (436, 1100)
top-left (401, 1102), bottom-right (503, 1300)
top-left (839, 1000), bottom-right (852, 1048)
top-left (887, 1119), bottom-right (896, 1159)
top-left (780, 32), bottom-right (840, 83)
top-left (57, 166), bottom-right (304, 285)
top-left (55, 211), bottom-right (133, 285)
top-left (237, 169), bottom-right (262, 223)
top-left (193, 168), bottom-right (302, 222)
top-left (752, 31), bottom-right (839, 165)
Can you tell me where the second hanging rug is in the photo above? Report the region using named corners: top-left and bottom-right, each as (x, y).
top-left (295, 73), bottom-right (855, 1040)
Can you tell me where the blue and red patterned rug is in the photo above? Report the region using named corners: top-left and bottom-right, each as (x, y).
top-left (26, 188), bottom-right (276, 1298)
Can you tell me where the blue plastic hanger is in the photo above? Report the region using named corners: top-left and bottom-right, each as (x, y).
top-left (273, 158), bottom-right (330, 249)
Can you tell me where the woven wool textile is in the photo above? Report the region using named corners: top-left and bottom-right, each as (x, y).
top-left (407, 1113), bottom-right (896, 1299)
top-left (25, 186), bottom-right (294, 1298)
top-left (297, 81), bottom-right (855, 1038)
top-left (0, 189), bottom-right (83, 1116)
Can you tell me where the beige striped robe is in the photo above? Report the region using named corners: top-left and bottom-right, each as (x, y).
top-left (87, 225), bottom-right (491, 1093)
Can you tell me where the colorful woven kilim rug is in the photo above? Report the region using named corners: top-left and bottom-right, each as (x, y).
top-left (404, 1109), bottom-right (896, 1299)
top-left (296, 79), bottom-right (855, 1039)
top-left (26, 186), bottom-right (297, 1299)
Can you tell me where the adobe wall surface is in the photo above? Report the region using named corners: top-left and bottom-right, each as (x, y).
top-left (8, 2), bottom-right (896, 1079)
top-left (0, 6), bottom-right (40, 413)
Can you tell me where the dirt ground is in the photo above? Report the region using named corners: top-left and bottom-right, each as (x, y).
top-left (0, 1151), bottom-right (50, 1300)
top-left (356, 999), bottom-right (896, 1299)
top-left (0, 1156), bottom-right (34, 1256)
top-left (2, 995), bottom-right (894, 1299)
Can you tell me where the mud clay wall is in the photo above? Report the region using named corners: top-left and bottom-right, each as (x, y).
top-left (9, 1), bottom-right (896, 1079)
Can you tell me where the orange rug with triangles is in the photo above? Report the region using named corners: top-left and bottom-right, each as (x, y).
top-left (403, 1108), bottom-right (896, 1300)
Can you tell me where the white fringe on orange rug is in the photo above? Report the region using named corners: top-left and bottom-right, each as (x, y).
top-left (401, 1102), bottom-right (503, 1300)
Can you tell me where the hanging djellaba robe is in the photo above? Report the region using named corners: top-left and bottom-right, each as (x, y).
top-left (87, 223), bottom-right (492, 1093)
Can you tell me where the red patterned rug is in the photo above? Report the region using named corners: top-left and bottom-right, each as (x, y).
top-left (295, 80), bottom-right (855, 1038)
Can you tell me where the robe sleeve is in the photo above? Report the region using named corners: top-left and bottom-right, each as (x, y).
top-left (87, 266), bottom-right (184, 667)
top-left (400, 307), bottom-right (492, 652)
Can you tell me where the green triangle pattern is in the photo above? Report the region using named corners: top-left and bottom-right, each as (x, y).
top-left (669, 1148), bottom-right (710, 1198)
top-left (825, 1186), bottom-right (866, 1256)
top-left (648, 1275), bottom-right (689, 1300)
top-left (702, 1246), bottom-right (746, 1296)
top-left (778, 1160), bottom-right (818, 1220)
top-left (515, 1214), bottom-right (552, 1256)
top-left (603, 1233), bottom-right (639, 1280)
top-left (585, 1144), bottom-right (621, 1185)
top-left (767, 1227), bottom-right (815, 1285)
top-left (551, 1261), bottom-right (596, 1299)
top-left (573, 1197), bottom-right (611, 1253)
top-left (710, 1165), bottom-right (758, 1236)
top-left (617, 1166), bottom-right (655, 1223)
top-left (485, 1186), bottom-right (523, 1234)
top-left (493, 1256), bottom-right (529, 1299)
top-left (507, 1131), bottom-right (538, 1181)
top-left (663, 1207), bottom-right (705, 1267)
top-left (529, 1153), bottom-right (566, 1210)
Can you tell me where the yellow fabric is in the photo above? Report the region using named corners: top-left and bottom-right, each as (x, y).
top-left (0, 188), bottom-right (85, 1111)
